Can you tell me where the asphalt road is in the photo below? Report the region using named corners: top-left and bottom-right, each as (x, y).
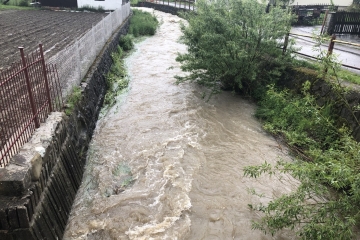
top-left (290, 26), bottom-right (360, 73)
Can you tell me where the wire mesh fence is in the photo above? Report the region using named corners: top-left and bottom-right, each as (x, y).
top-left (47, 2), bottom-right (131, 99)
top-left (0, 45), bottom-right (63, 167)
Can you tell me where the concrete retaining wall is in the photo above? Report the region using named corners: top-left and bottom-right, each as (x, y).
top-left (0, 14), bottom-right (131, 240)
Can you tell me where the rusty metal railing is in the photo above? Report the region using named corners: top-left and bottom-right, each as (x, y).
top-left (0, 44), bottom-right (63, 167)
top-left (283, 32), bottom-right (360, 71)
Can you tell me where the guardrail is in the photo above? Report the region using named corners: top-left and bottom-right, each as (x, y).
top-left (283, 32), bottom-right (360, 71)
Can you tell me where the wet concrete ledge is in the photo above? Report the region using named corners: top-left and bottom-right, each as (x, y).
top-left (0, 14), bottom-right (131, 240)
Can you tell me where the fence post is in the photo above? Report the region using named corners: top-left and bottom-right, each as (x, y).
top-left (19, 47), bottom-right (40, 128)
top-left (327, 34), bottom-right (336, 56)
top-left (283, 32), bottom-right (289, 55)
top-left (324, 34), bottom-right (336, 74)
top-left (320, 10), bottom-right (329, 35)
top-left (39, 44), bottom-right (53, 112)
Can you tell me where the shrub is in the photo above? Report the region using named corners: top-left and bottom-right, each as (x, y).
top-left (77, 5), bottom-right (105, 12)
top-left (175, 0), bottom-right (294, 99)
top-left (119, 35), bottom-right (134, 51)
top-left (129, 9), bottom-right (159, 37)
top-left (65, 86), bottom-right (82, 116)
top-left (244, 30), bottom-right (360, 239)
top-left (104, 46), bottom-right (129, 107)
top-left (18, 0), bottom-right (28, 7)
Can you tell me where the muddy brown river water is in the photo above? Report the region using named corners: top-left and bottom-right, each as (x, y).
top-left (63, 8), bottom-right (297, 240)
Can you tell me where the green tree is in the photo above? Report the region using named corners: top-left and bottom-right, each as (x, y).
top-left (176, 0), bottom-right (293, 99)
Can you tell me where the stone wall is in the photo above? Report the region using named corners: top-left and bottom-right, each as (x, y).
top-left (0, 14), bottom-right (131, 240)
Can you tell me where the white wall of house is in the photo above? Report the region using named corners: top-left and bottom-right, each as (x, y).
top-left (77, 0), bottom-right (123, 10)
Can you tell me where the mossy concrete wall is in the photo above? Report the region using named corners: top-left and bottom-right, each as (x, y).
top-left (0, 14), bottom-right (131, 240)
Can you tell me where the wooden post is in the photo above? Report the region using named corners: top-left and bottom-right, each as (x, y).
top-left (324, 34), bottom-right (336, 74)
top-left (320, 10), bottom-right (328, 35)
top-left (327, 34), bottom-right (336, 56)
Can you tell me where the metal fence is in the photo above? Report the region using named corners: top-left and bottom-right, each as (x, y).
top-left (141, 0), bottom-right (195, 11)
top-left (0, 3), bottom-right (130, 167)
top-left (283, 33), bottom-right (360, 71)
top-left (47, 2), bottom-right (131, 99)
top-left (327, 12), bottom-right (360, 35)
top-left (0, 45), bottom-right (63, 167)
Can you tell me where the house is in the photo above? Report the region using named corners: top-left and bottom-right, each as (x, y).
top-left (40, 0), bottom-right (125, 10)
top-left (77, 0), bottom-right (125, 10)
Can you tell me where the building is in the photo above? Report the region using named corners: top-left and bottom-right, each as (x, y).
top-left (40, 0), bottom-right (125, 10)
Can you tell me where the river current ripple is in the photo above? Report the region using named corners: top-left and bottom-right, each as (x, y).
top-left (63, 8), bottom-right (297, 240)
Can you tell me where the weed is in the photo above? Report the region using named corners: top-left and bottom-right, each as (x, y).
top-left (77, 5), bottom-right (105, 12)
top-left (65, 86), bottom-right (82, 116)
top-left (18, 0), bottom-right (28, 6)
top-left (129, 9), bottom-right (159, 37)
top-left (119, 35), bottom-right (134, 51)
top-left (103, 46), bottom-right (129, 108)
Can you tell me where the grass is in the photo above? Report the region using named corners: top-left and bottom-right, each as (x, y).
top-left (129, 9), bottom-right (159, 37)
top-left (65, 86), bottom-right (82, 116)
top-left (103, 46), bottom-right (130, 109)
top-left (76, 5), bottom-right (105, 12)
top-left (130, 0), bottom-right (139, 5)
top-left (293, 59), bottom-right (360, 85)
top-left (0, 0), bottom-right (41, 10)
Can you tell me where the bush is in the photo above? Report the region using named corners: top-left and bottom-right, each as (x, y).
top-left (104, 46), bottom-right (129, 107)
top-left (175, 0), bottom-right (293, 99)
top-left (245, 83), bottom-right (360, 239)
top-left (77, 5), bottom-right (105, 12)
top-left (129, 9), bottom-right (159, 37)
top-left (119, 35), bottom-right (134, 51)
top-left (18, 0), bottom-right (28, 6)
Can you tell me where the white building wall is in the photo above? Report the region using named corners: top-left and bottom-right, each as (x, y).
top-left (77, 0), bottom-right (124, 10)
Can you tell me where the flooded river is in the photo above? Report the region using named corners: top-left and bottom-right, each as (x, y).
top-left (63, 8), bottom-right (296, 240)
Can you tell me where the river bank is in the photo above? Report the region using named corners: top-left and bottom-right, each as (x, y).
top-left (63, 8), bottom-right (297, 239)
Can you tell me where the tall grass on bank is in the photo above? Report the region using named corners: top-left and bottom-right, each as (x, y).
top-left (294, 59), bottom-right (360, 86)
top-left (104, 46), bottom-right (129, 108)
top-left (129, 9), bottom-right (158, 37)
top-left (102, 9), bottom-right (159, 113)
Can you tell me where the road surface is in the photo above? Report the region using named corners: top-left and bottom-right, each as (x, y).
top-left (291, 26), bottom-right (360, 73)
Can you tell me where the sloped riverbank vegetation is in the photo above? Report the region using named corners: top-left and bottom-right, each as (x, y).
top-left (176, 0), bottom-right (360, 238)
top-left (102, 9), bottom-right (159, 112)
